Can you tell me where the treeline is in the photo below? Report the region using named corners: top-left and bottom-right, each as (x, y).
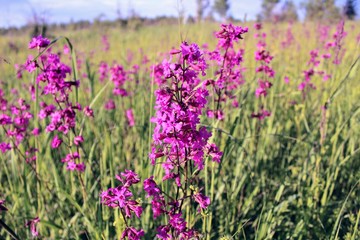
top-left (0, 16), bottom-right (187, 36)
top-left (208, 0), bottom-right (358, 22)
top-left (0, 0), bottom-right (358, 36)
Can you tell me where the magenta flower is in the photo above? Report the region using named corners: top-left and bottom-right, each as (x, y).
top-left (28, 35), bottom-right (50, 49)
top-left (116, 169), bottom-right (140, 187)
top-left (143, 176), bottom-right (161, 198)
top-left (101, 35), bottom-right (110, 52)
top-left (25, 217), bottom-right (40, 237)
top-left (254, 22), bottom-right (262, 30)
top-left (25, 56), bottom-right (37, 73)
top-left (0, 114), bottom-right (12, 125)
top-left (25, 148), bottom-right (38, 163)
top-left (251, 109), bottom-right (271, 120)
top-left (104, 99), bottom-right (116, 110)
top-left (83, 106), bottom-right (94, 118)
top-left (32, 128), bottom-right (40, 136)
top-left (98, 61), bottom-right (109, 82)
top-left (101, 170), bottom-right (143, 221)
top-left (126, 109), bottom-right (135, 127)
top-left (0, 142), bottom-right (11, 153)
top-left (63, 44), bottom-right (70, 55)
top-left (215, 23), bottom-right (248, 48)
top-left (169, 213), bottom-right (187, 232)
top-left (66, 161), bottom-right (77, 171)
top-left (74, 135), bottom-right (84, 146)
top-left (156, 225), bottom-right (171, 239)
top-left (120, 227), bottom-right (144, 240)
top-left (0, 199), bottom-right (7, 211)
top-left (51, 135), bottom-right (62, 149)
top-left (66, 161), bottom-right (85, 172)
top-left (206, 24), bottom-right (248, 120)
top-left (75, 162), bottom-right (86, 172)
top-left (284, 76), bottom-right (289, 84)
top-left (193, 192), bottom-right (210, 210)
top-left (110, 64), bottom-right (128, 96)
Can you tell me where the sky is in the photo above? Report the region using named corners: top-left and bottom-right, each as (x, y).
top-left (0, 0), bottom-right (356, 28)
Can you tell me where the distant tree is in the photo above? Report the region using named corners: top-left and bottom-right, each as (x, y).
top-left (278, 0), bottom-right (298, 22)
top-left (28, 7), bottom-right (49, 37)
top-left (260, 0), bottom-right (280, 21)
top-left (344, 0), bottom-right (357, 20)
top-left (196, 0), bottom-right (210, 22)
top-left (214, 0), bottom-right (230, 20)
top-left (303, 0), bottom-right (341, 21)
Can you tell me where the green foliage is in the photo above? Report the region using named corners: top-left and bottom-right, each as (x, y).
top-left (260, 0), bottom-right (280, 21)
top-left (197, 0), bottom-right (210, 22)
top-left (344, 0), bottom-right (357, 20)
top-left (278, 0), bottom-right (298, 22)
top-left (303, 0), bottom-right (341, 22)
top-left (213, 0), bottom-right (230, 20)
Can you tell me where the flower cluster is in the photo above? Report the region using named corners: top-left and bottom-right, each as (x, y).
top-left (298, 47), bottom-right (333, 97)
top-left (148, 40), bottom-right (222, 238)
top-left (327, 21), bottom-right (347, 65)
top-left (299, 21), bottom-right (347, 97)
top-left (101, 170), bottom-right (144, 240)
top-left (252, 23), bottom-right (274, 120)
top-left (281, 23), bottom-right (295, 48)
top-left (101, 35), bottom-right (110, 52)
top-left (98, 61), bottom-right (109, 82)
top-left (25, 35), bottom-right (91, 172)
top-left (110, 64), bottom-right (128, 97)
top-left (205, 23), bottom-right (248, 120)
top-left (0, 90), bottom-right (36, 162)
top-left (99, 62), bottom-right (137, 126)
top-left (143, 176), bottom-right (206, 239)
top-left (28, 35), bottom-right (50, 49)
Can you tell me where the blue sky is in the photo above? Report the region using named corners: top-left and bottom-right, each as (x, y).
top-left (0, 0), bottom-right (355, 28)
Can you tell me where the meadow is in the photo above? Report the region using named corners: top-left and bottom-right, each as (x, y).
top-left (0, 20), bottom-right (359, 239)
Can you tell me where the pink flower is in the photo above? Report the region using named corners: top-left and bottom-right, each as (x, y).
top-left (66, 161), bottom-right (77, 171)
top-left (284, 76), bottom-right (289, 84)
top-left (63, 44), bottom-right (70, 54)
top-left (120, 227), bottom-right (144, 240)
top-left (104, 99), bottom-right (116, 110)
top-left (101, 171), bottom-right (142, 221)
top-left (25, 217), bottom-right (40, 237)
top-left (254, 23), bottom-right (262, 30)
top-left (193, 192), bottom-right (210, 209)
top-left (83, 106), bottom-right (94, 117)
top-left (232, 99), bottom-right (239, 108)
top-left (74, 135), bottom-right (84, 146)
top-left (32, 128), bottom-right (40, 136)
top-left (143, 176), bottom-right (161, 198)
top-left (126, 109), bottom-right (135, 127)
top-left (98, 61), bottom-right (109, 82)
top-left (28, 35), bottom-right (50, 49)
top-left (0, 142), bottom-right (11, 153)
top-left (169, 213), bottom-right (186, 232)
top-left (0, 199), bottom-right (7, 211)
top-left (116, 169), bottom-right (140, 187)
top-left (51, 135), bottom-right (62, 149)
top-left (101, 35), bottom-right (110, 52)
top-left (76, 162), bottom-right (86, 172)
top-left (156, 225), bottom-right (171, 239)
top-left (251, 109), bottom-right (271, 120)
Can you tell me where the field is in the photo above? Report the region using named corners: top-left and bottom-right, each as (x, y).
top-left (0, 20), bottom-right (359, 239)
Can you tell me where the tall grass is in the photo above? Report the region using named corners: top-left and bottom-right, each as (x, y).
top-left (0, 21), bottom-right (359, 239)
